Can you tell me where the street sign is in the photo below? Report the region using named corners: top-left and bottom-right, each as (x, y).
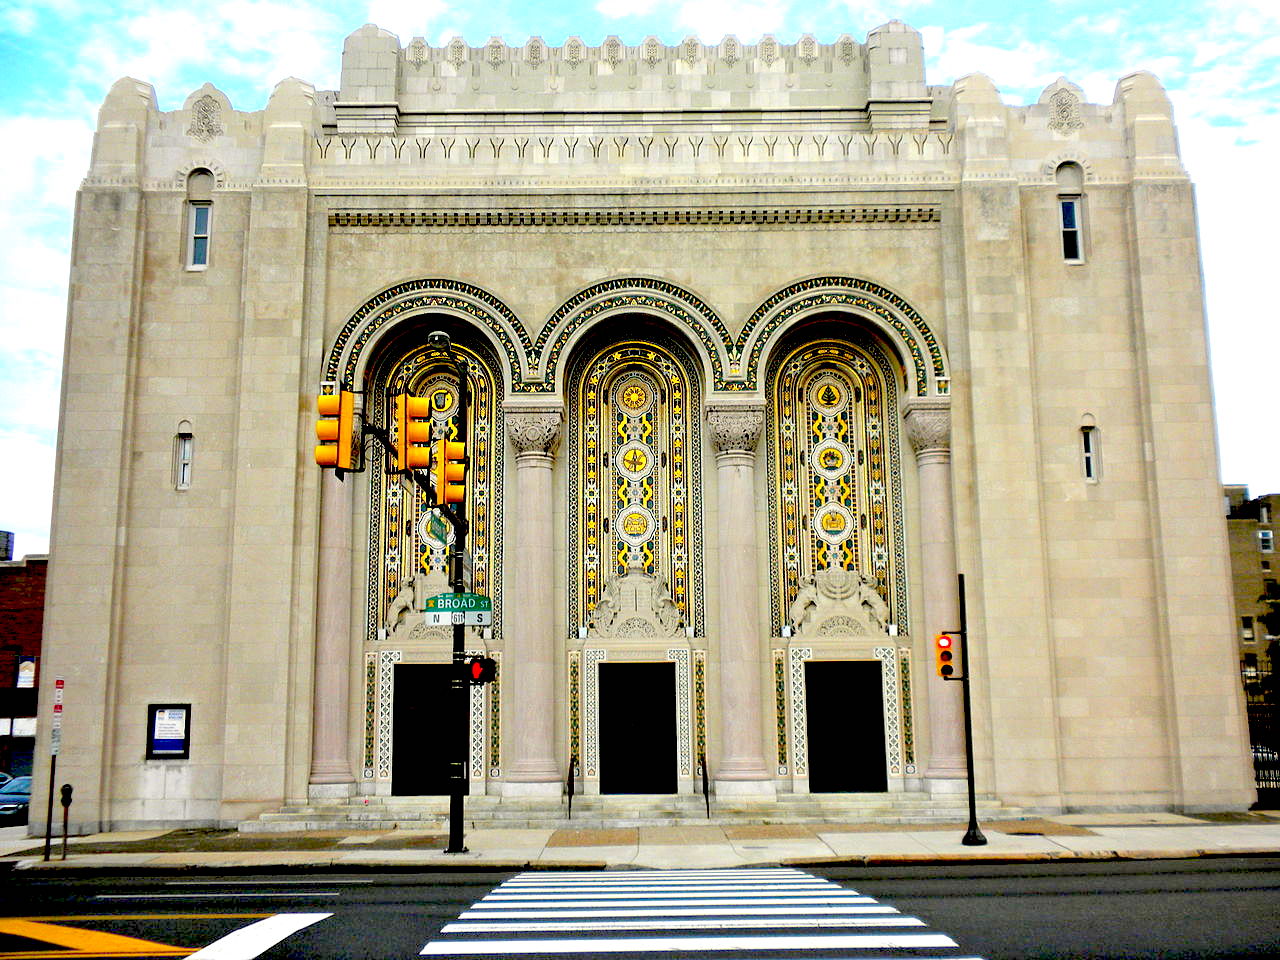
top-left (423, 592), bottom-right (492, 627)
top-left (51, 676), bottom-right (64, 756)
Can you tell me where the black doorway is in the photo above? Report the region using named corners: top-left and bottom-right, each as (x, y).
top-left (598, 661), bottom-right (677, 794)
top-left (392, 663), bottom-right (453, 796)
top-left (805, 659), bottom-right (887, 792)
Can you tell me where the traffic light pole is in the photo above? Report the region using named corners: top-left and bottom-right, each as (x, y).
top-left (952, 573), bottom-right (986, 846)
top-left (446, 350), bottom-right (470, 855)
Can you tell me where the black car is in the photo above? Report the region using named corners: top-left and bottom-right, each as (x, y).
top-left (0, 775), bottom-right (31, 824)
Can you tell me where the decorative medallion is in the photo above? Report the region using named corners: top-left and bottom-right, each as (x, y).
top-left (1048, 88), bottom-right (1084, 133)
top-left (186, 95), bottom-right (222, 143)
top-left (616, 440), bottom-right (655, 481)
top-left (810, 438), bottom-right (851, 481)
top-left (812, 502), bottom-right (855, 545)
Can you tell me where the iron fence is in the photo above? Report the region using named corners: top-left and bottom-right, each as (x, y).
top-left (1240, 659), bottom-right (1279, 804)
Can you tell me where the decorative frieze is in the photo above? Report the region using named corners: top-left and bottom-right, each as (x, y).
top-left (328, 207), bottom-right (942, 229)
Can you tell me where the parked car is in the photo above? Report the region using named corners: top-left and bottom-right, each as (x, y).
top-left (0, 772), bottom-right (12, 787)
top-left (0, 775), bottom-right (31, 824)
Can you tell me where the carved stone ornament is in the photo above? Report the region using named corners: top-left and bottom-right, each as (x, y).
top-left (682, 37), bottom-right (700, 67)
top-left (798, 35), bottom-right (818, 65)
top-left (604, 36), bottom-right (624, 68)
top-left (588, 559), bottom-right (684, 639)
top-left (446, 38), bottom-right (466, 69)
top-left (407, 38), bottom-right (429, 69)
top-left (186, 95), bottom-right (223, 143)
top-left (564, 37), bottom-right (585, 69)
top-left (759, 35), bottom-right (778, 66)
top-left (1048, 87), bottom-right (1084, 133)
top-left (643, 37), bottom-right (663, 68)
top-left (385, 570), bottom-right (452, 644)
top-left (526, 38), bottom-right (546, 68)
top-left (486, 38), bottom-right (506, 69)
top-left (507, 408), bottom-right (563, 455)
top-left (788, 566), bottom-right (890, 638)
top-left (903, 397), bottom-right (951, 455)
top-left (721, 36), bottom-right (741, 68)
top-left (706, 405), bottom-right (764, 453)
top-left (838, 36), bottom-right (856, 65)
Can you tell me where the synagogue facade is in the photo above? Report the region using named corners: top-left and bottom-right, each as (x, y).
top-left (36, 21), bottom-right (1255, 831)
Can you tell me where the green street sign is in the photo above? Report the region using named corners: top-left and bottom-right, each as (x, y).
top-left (423, 592), bottom-right (492, 613)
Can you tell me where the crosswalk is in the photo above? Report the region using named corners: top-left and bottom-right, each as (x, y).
top-left (420, 867), bottom-right (982, 957)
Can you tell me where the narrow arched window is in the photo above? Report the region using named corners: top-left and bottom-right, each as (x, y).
top-left (174, 420), bottom-right (194, 490)
top-left (1080, 414), bottom-right (1099, 481)
top-left (185, 170), bottom-right (214, 270)
top-left (1056, 162), bottom-right (1085, 263)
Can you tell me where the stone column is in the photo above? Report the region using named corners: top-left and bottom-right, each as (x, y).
top-left (707, 405), bottom-right (775, 796)
top-left (502, 406), bottom-right (564, 796)
top-left (309, 468), bottom-right (355, 792)
top-left (903, 397), bottom-right (967, 786)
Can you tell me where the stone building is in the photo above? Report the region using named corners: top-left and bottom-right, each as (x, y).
top-left (36, 21), bottom-right (1254, 831)
top-left (1226, 485), bottom-right (1277, 672)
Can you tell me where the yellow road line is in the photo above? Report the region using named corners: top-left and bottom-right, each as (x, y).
top-left (3, 915), bottom-right (272, 922)
top-left (0, 952), bottom-right (192, 959)
top-left (0, 919), bottom-right (190, 955)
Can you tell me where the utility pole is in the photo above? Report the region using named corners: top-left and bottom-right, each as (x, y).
top-left (934, 573), bottom-right (986, 847)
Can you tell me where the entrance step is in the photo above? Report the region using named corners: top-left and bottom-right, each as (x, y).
top-left (239, 792), bottom-right (1019, 833)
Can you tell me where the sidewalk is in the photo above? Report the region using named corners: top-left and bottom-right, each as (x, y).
top-left (4, 811), bottom-right (1280, 872)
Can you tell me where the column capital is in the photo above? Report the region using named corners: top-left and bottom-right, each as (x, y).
top-left (903, 396), bottom-right (952, 456)
top-left (706, 403), bottom-right (765, 454)
top-left (504, 404), bottom-right (563, 456)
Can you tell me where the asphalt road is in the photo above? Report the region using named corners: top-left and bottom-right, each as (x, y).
top-left (0, 858), bottom-right (1276, 959)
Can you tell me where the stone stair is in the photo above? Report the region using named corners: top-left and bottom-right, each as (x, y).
top-left (239, 791), bottom-right (1019, 833)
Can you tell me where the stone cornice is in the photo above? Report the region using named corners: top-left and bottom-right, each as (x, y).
top-left (329, 205), bottom-right (940, 229)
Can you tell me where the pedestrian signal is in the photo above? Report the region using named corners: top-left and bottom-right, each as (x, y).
top-left (466, 656), bottom-right (496, 684)
top-left (935, 633), bottom-right (955, 679)
top-left (315, 391), bottom-right (356, 471)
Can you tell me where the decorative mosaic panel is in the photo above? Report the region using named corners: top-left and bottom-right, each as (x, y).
top-left (766, 338), bottom-right (908, 635)
top-left (567, 340), bottom-right (705, 637)
top-left (529, 279), bottom-right (732, 392)
top-left (668, 648), bottom-right (692, 778)
top-left (488, 652), bottom-right (501, 778)
top-left (324, 278), bottom-right (533, 386)
top-left (875, 646), bottom-right (903, 777)
top-left (583, 648), bottom-right (606, 778)
top-left (693, 650), bottom-right (707, 767)
top-left (788, 647), bottom-right (812, 776)
top-left (773, 649), bottom-right (788, 774)
top-left (366, 342), bottom-right (504, 646)
top-left (736, 277), bottom-right (946, 396)
top-left (568, 651), bottom-right (582, 767)
top-left (376, 650), bottom-right (402, 781)
top-left (363, 653), bottom-right (377, 778)
top-left (899, 647), bottom-right (916, 772)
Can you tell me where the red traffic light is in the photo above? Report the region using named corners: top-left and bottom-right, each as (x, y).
top-left (934, 633), bottom-right (957, 679)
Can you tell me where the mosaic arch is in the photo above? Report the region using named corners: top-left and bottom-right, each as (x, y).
top-left (566, 334), bottom-right (707, 637)
top-left (766, 333), bottom-right (909, 635)
top-left (323, 278), bottom-right (534, 390)
top-left (522, 278), bottom-right (731, 395)
top-left (362, 335), bottom-right (505, 648)
top-left (738, 277), bottom-right (948, 397)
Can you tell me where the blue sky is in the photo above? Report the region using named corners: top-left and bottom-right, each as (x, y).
top-left (0, 0), bottom-right (1276, 556)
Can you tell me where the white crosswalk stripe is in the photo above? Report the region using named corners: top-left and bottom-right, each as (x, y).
top-left (420, 867), bottom-right (984, 958)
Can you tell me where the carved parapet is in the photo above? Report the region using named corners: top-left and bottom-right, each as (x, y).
top-left (706, 404), bottom-right (764, 454)
top-left (903, 397), bottom-right (951, 457)
top-left (505, 405), bottom-right (563, 457)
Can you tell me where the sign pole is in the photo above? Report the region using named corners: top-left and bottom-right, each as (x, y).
top-left (446, 350), bottom-right (470, 855)
top-left (43, 676), bottom-right (64, 862)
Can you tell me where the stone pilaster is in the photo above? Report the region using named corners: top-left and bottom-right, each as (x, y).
top-left (903, 397), bottom-right (967, 786)
top-left (309, 468), bottom-right (355, 791)
top-left (502, 405), bottom-right (564, 795)
top-left (707, 404), bottom-right (775, 796)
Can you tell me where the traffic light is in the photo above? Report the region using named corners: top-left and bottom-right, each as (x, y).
top-left (393, 393), bottom-right (434, 472)
top-left (935, 633), bottom-right (956, 679)
top-left (433, 438), bottom-right (467, 505)
top-left (315, 390), bottom-right (356, 470)
top-left (466, 656), bottom-right (496, 685)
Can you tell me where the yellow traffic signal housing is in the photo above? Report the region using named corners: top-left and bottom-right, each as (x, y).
top-left (393, 393), bottom-right (434, 472)
top-left (433, 438), bottom-right (467, 505)
top-left (315, 390), bottom-right (356, 470)
top-left (934, 633), bottom-right (955, 679)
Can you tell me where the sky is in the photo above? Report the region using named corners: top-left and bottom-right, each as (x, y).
top-left (0, 0), bottom-right (1276, 557)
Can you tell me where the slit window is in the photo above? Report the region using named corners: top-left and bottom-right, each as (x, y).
top-left (1081, 425), bottom-right (1098, 480)
top-left (174, 422), bottom-right (194, 490)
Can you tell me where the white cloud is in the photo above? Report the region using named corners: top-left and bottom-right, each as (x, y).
top-left (365, 0), bottom-right (451, 44)
top-left (0, 428), bottom-right (55, 557)
top-left (920, 24), bottom-right (1057, 96)
top-left (674, 0), bottom-right (790, 43)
